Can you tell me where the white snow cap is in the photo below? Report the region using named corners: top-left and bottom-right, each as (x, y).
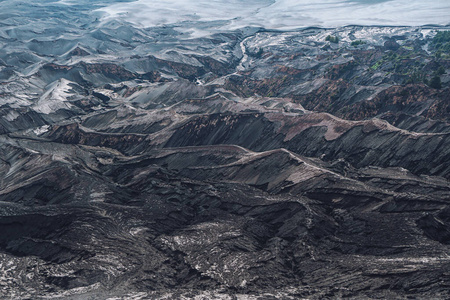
top-left (97, 0), bottom-right (450, 33)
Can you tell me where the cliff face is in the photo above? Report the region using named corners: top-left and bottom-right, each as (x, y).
top-left (1, 6), bottom-right (450, 298)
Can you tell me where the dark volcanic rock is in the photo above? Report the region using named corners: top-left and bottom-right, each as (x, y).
top-left (162, 112), bottom-right (450, 178)
top-left (1, 18), bottom-right (450, 299)
top-left (68, 47), bottom-right (90, 57)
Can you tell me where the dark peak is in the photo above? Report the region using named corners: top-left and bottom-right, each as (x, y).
top-left (68, 46), bottom-right (90, 57)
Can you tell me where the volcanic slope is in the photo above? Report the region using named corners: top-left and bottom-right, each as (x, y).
top-left (1, 12), bottom-right (450, 299)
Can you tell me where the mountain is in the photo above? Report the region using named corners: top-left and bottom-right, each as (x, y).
top-left (0, 1), bottom-right (450, 299)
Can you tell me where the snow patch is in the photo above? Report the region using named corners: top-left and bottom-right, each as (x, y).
top-left (97, 0), bottom-right (450, 37)
top-left (33, 125), bottom-right (50, 135)
top-left (33, 78), bottom-right (75, 114)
